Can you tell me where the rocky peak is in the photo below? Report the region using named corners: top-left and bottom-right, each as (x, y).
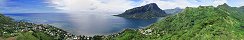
top-left (217, 3), bottom-right (230, 8)
top-left (141, 3), bottom-right (162, 11)
top-left (114, 3), bottom-right (167, 19)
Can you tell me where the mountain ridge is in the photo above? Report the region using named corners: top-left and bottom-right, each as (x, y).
top-left (164, 7), bottom-right (183, 14)
top-left (106, 3), bottom-right (244, 40)
top-left (114, 3), bottom-right (167, 19)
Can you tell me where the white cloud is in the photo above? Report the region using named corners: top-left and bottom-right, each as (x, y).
top-left (47, 0), bottom-right (228, 13)
top-left (212, 0), bottom-right (227, 6)
top-left (228, 0), bottom-right (244, 7)
top-left (138, 0), bottom-right (198, 9)
top-left (47, 0), bottom-right (135, 13)
top-left (194, 0), bottom-right (227, 6)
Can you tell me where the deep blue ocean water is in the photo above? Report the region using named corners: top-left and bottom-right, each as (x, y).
top-left (4, 13), bottom-right (160, 36)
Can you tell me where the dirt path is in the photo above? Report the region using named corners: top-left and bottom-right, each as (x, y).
top-left (6, 37), bottom-right (16, 40)
top-left (0, 37), bottom-right (4, 40)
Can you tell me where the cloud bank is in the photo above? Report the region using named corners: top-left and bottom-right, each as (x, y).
top-left (48, 0), bottom-right (135, 13)
top-left (47, 0), bottom-right (229, 13)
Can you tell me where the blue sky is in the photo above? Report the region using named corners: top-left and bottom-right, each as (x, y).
top-left (0, 0), bottom-right (58, 13)
top-left (0, 0), bottom-right (244, 13)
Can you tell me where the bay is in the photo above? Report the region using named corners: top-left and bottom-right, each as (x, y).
top-left (4, 13), bottom-right (160, 36)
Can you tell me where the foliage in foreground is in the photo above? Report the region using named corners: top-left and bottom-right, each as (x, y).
top-left (108, 3), bottom-right (244, 40)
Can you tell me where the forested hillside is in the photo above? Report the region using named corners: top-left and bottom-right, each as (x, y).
top-left (106, 3), bottom-right (244, 40)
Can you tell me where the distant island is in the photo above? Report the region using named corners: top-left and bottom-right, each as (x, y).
top-left (114, 3), bottom-right (168, 19)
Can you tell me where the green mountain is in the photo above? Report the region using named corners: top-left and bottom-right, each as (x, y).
top-left (114, 3), bottom-right (167, 19)
top-left (164, 7), bottom-right (183, 14)
top-left (0, 13), bottom-right (13, 24)
top-left (106, 4), bottom-right (244, 40)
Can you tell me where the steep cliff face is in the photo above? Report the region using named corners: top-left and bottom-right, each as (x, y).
top-left (114, 3), bottom-right (167, 19)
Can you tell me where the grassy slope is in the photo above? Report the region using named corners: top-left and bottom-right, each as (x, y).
top-left (16, 32), bottom-right (39, 40)
top-left (110, 5), bottom-right (244, 40)
top-left (0, 13), bottom-right (13, 24)
top-left (16, 31), bottom-right (54, 40)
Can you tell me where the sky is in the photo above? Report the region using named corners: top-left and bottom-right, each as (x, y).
top-left (0, 0), bottom-right (244, 13)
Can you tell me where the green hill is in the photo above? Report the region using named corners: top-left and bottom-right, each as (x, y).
top-left (107, 4), bottom-right (244, 40)
top-left (0, 13), bottom-right (13, 24)
top-left (0, 13), bottom-right (55, 40)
